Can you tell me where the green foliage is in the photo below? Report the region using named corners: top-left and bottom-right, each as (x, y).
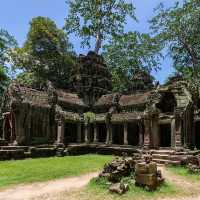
top-left (87, 176), bottom-right (181, 200)
top-left (65, 0), bottom-right (136, 53)
top-left (0, 29), bottom-right (16, 98)
top-left (10, 17), bottom-right (75, 89)
top-left (103, 32), bottom-right (162, 92)
top-left (84, 112), bottom-right (96, 124)
top-left (0, 154), bottom-right (113, 188)
top-left (150, 0), bottom-right (200, 93)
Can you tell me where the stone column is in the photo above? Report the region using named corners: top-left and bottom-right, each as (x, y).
top-left (139, 122), bottom-right (143, 147)
top-left (175, 120), bottom-right (182, 147)
top-left (124, 123), bottom-right (128, 145)
top-left (106, 123), bottom-right (110, 144)
top-left (171, 119), bottom-right (175, 147)
top-left (84, 124), bottom-right (89, 143)
top-left (77, 123), bottom-right (82, 143)
top-left (143, 116), bottom-right (151, 149)
top-left (109, 124), bottom-right (113, 144)
top-left (93, 123), bottom-right (98, 143)
top-left (56, 120), bottom-right (64, 145)
top-left (175, 113), bottom-right (182, 148)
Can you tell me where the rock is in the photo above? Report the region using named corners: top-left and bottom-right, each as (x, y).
top-left (135, 162), bottom-right (164, 190)
top-left (99, 154), bottom-right (142, 182)
top-left (109, 182), bottom-right (129, 195)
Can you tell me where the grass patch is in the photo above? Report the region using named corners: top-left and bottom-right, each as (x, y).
top-left (85, 176), bottom-right (182, 200)
top-left (167, 165), bottom-right (200, 181)
top-left (0, 154), bottom-right (113, 188)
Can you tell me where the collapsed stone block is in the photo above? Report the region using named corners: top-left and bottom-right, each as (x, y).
top-left (135, 162), bottom-right (164, 190)
top-left (109, 182), bottom-right (129, 195)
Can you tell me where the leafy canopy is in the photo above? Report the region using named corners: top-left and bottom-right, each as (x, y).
top-left (0, 29), bottom-right (17, 95)
top-left (65, 0), bottom-right (136, 53)
top-left (150, 0), bottom-right (200, 90)
top-left (11, 17), bottom-right (75, 89)
top-left (103, 32), bottom-right (162, 92)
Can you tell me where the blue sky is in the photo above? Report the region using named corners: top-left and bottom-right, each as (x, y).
top-left (0, 0), bottom-right (177, 83)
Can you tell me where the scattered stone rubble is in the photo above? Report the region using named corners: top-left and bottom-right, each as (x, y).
top-left (99, 153), bottom-right (141, 183)
top-left (99, 153), bottom-right (164, 194)
top-left (186, 155), bottom-right (200, 173)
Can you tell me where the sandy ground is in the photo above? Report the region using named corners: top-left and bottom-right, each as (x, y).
top-left (0, 167), bottom-right (200, 200)
top-left (0, 172), bottom-right (98, 200)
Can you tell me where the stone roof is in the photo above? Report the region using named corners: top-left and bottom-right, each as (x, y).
top-left (119, 91), bottom-right (152, 107)
top-left (9, 84), bottom-right (51, 107)
top-left (56, 89), bottom-right (87, 108)
top-left (94, 94), bottom-right (116, 107)
top-left (58, 110), bottom-right (82, 122)
top-left (111, 112), bottom-right (144, 123)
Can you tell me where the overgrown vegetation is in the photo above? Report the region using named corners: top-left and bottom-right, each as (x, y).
top-left (10, 17), bottom-right (75, 89)
top-left (150, 0), bottom-right (200, 96)
top-left (0, 154), bottom-right (113, 188)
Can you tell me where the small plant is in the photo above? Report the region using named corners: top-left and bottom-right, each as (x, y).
top-left (84, 112), bottom-right (96, 124)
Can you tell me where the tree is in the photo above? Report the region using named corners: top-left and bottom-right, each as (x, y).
top-left (0, 29), bottom-right (17, 95)
top-left (11, 17), bottom-right (75, 89)
top-left (65, 0), bottom-right (136, 54)
top-left (150, 0), bottom-right (200, 92)
top-left (103, 32), bottom-right (162, 92)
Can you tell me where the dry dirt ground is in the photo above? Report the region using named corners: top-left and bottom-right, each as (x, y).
top-left (0, 167), bottom-right (200, 200)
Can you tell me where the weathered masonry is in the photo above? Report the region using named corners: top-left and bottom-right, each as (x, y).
top-left (1, 51), bottom-right (199, 153)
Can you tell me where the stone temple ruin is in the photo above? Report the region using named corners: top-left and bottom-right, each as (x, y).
top-left (0, 51), bottom-right (200, 162)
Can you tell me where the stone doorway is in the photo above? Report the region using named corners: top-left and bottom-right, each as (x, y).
top-left (159, 124), bottom-right (171, 147)
top-left (64, 122), bottom-right (77, 144)
top-left (113, 124), bottom-right (124, 145)
top-left (194, 121), bottom-right (200, 149)
top-left (127, 123), bottom-right (139, 146)
top-left (97, 123), bottom-right (107, 142)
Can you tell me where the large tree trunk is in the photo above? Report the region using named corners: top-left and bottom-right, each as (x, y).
top-left (94, 32), bottom-right (102, 54)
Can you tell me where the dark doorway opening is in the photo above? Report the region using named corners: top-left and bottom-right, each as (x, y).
top-left (159, 124), bottom-right (171, 147)
top-left (113, 124), bottom-right (124, 145)
top-left (195, 121), bottom-right (200, 149)
top-left (97, 123), bottom-right (107, 142)
top-left (128, 123), bottom-right (139, 146)
top-left (64, 123), bottom-right (77, 144)
top-left (88, 124), bottom-right (94, 142)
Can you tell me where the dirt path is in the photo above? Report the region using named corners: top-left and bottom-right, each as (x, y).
top-left (0, 172), bottom-right (99, 200)
top-left (0, 167), bottom-right (200, 200)
top-left (158, 166), bottom-right (200, 200)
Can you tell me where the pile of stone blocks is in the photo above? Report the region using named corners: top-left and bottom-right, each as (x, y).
top-left (99, 153), bottom-right (141, 183)
top-left (135, 161), bottom-right (164, 190)
top-left (186, 155), bottom-right (200, 173)
top-left (99, 153), bottom-right (164, 194)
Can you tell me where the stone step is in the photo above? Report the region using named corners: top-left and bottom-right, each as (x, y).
top-left (150, 150), bottom-right (175, 155)
top-left (0, 146), bottom-right (29, 151)
top-left (152, 154), bottom-right (184, 161)
top-left (152, 158), bottom-right (181, 165)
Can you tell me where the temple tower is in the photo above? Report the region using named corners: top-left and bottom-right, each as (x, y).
top-left (72, 51), bottom-right (112, 107)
